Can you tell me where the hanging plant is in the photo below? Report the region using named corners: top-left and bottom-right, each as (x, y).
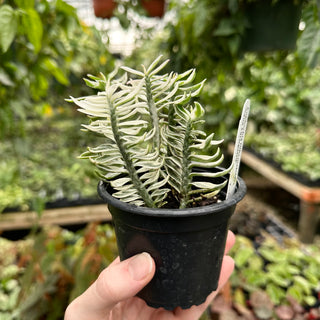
top-left (240, 0), bottom-right (303, 52)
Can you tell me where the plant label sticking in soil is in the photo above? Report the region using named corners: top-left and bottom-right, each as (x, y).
top-left (226, 99), bottom-right (250, 199)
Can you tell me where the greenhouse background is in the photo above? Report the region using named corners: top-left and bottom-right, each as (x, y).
top-left (0, 0), bottom-right (320, 319)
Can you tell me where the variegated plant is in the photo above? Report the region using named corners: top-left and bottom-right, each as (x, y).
top-left (70, 56), bottom-right (231, 209)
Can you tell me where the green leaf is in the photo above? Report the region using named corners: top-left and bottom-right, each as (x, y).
top-left (293, 276), bottom-right (312, 295)
top-left (42, 58), bottom-right (69, 85)
top-left (267, 272), bottom-right (290, 287)
top-left (193, 1), bottom-right (210, 38)
top-left (13, 0), bottom-right (35, 9)
top-left (22, 8), bottom-right (43, 53)
top-left (234, 246), bottom-right (254, 267)
top-left (228, 0), bottom-right (239, 14)
top-left (213, 19), bottom-right (237, 37)
top-left (248, 255), bottom-right (263, 271)
top-left (190, 181), bottom-right (225, 190)
top-left (0, 5), bottom-right (18, 53)
top-left (233, 288), bottom-right (246, 306)
top-left (190, 102), bottom-right (205, 119)
top-left (259, 247), bottom-right (286, 263)
top-left (303, 295), bottom-right (317, 307)
top-left (56, 0), bottom-right (77, 17)
top-left (266, 283), bottom-right (286, 305)
top-left (243, 269), bottom-right (267, 287)
top-left (303, 267), bottom-right (320, 287)
top-left (0, 69), bottom-right (14, 86)
top-left (297, 5), bottom-right (320, 68)
top-left (287, 286), bottom-right (303, 303)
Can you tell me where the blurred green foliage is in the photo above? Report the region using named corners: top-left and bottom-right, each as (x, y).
top-left (0, 223), bottom-right (118, 320)
top-left (245, 126), bottom-right (320, 182)
top-left (230, 234), bottom-right (320, 308)
top-left (1, 225), bottom-right (318, 320)
top-left (128, 0), bottom-right (320, 138)
top-left (0, 117), bottom-right (101, 213)
top-left (0, 0), bottom-right (114, 138)
top-left (0, 0), bottom-right (115, 213)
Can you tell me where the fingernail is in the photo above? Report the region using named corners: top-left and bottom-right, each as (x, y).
top-left (128, 252), bottom-right (153, 281)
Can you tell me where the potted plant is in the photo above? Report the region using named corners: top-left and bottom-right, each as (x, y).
top-left (240, 0), bottom-right (303, 52)
top-left (70, 56), bottom-right (246, 310)
top-left (92, 0), bottom-right (117, 19)
top-left (141, 0), bottom-right (166, 17)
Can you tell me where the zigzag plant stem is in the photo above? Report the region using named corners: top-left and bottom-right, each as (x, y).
top-left (166, 100), bottom-right (175, 156)
top-left (109, 96), bottom-right (156, 208)
top-left (145, 76), bottom-right (161, 151)
top-left (179, 121), bottom-right (193, 209)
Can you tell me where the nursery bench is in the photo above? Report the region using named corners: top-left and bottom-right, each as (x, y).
top-left (229, 144), bottom-right (320, 243)
top-left (0, 204), bottom-right (112, 231)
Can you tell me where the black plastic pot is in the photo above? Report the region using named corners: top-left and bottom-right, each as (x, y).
top-left (98, 170), bottom-right (246, 310)
top-left (240, 0), bottom-right (302, 52)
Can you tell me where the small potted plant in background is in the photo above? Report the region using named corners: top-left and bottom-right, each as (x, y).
top-left (69, 56), bottom-right (247, 310)
top-left (92, 0), bottom-right (166, 19)
top-left (141, 0), bottom-right (166, 17)
top-left (93, 0), bottom-right (117, 19)
top-left (240, 0), bottom-right (303, 52)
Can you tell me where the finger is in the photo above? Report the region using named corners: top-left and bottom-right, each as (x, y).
top-left (224, 230), bottom-right (236, 255)
top-left (65, 253), bottom-right (155, 320)
top-left (217, 255), bottom-right (235, 288)
top-left (108, 256), bottom-right (120, 267)
top-left (173, 255), bottom-right (235, 320)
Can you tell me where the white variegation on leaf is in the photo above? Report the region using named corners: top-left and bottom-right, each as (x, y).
top-left (71, 56), bottom-right (231, 209)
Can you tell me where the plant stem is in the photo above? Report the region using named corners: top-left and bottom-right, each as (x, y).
top-left (179, 122), bottom-right (192, 209)
top-left (109, 97), bottom-right (155, 208)
top-left (166, 102), bottom-right (175, 157)
top-left (145, 76), bottom-right (160, 151)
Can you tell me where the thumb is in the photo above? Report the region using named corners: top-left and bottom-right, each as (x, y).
top-left (65, 253), bottom-right (155, 320)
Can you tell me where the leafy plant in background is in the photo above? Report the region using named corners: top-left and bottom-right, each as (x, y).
top-left (72, 56), bottom-right (230, 209)
top-left (127, 0), bottom-right (320, 138)
top-left (297, 0), bottom-right (320, 68)
top-left (0, 223), bottom-right (118, 320)
top-left (0, 223), bottom-right (214, 320)
top-left (164, 0), bottom-right (246, 78)
top-left (0, 0), bottom-right (115, 213)
top-left (0, 0), bottom-right (114, 138)
top-left (230, 234), bottom-right (320, 318)
top-left (245, 126), bottom-right (320, 183)
top-left (1, 225), bottom-right (319, 320)
top-left (0, 237), bottom-right (22, 319)
top-left (0, 118), bottom-right (99, 213)
top-left (214, 51), bottom-right (320, 132)
top-left (1, 0), bottom-right (320, 212)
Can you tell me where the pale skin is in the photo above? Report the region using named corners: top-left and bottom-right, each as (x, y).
top-left (65, 230), bottom-right (236, 320)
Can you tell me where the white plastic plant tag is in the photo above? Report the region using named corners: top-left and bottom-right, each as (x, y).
top-left (226, 99), bottom-right (250, 199)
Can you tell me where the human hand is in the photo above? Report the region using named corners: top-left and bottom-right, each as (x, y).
top-left (65, 230), bottom-right (236, 320)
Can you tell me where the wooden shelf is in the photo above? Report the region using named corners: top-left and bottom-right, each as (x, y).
top-left (0, 204), bottom-right (111, 231)
top-left (229, 144), bottom-right (320, 243)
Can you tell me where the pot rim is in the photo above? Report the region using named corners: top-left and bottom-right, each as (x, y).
top-left (98, 175), bottom-right (246, 218)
